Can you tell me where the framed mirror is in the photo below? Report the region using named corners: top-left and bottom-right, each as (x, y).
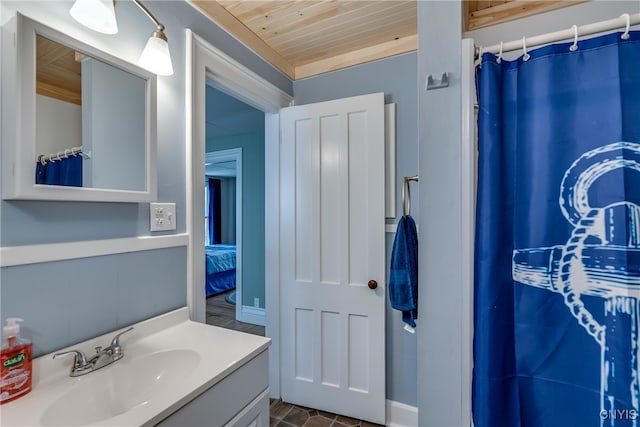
top-left (2, 13), bottom-right (157, 202)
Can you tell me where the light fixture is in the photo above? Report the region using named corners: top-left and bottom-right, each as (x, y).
top-left (69, 0), bottom-right (118, 35)
top-left (132, 0), bottom-right (174, 76)
top-left (68, 0), bottom-right (174, 76)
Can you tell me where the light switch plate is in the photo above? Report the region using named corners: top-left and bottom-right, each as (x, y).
top-left (150, 203), bottom-right (176, 231)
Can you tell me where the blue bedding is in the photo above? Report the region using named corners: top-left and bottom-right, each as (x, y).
top-left (205, 244), bottom-right (236, 274)
top-left (205, 245), bottom-right (236, 297)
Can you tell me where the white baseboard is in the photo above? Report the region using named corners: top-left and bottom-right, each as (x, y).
top-left (386, 399), bottom-right (419, 427)
top-left (238, 305), bottom-right (266, 326)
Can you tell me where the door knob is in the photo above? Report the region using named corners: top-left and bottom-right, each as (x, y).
top-left (368, 280), bottom-right (378, 290)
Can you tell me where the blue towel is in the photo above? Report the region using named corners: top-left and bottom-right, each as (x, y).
top-left (389, 215), bottom-right (418, 328)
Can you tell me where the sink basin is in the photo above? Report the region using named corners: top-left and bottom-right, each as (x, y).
top-left (41, 349), bottom-right (200, 426)
top-left (0, 308), bottom-right (271, 427)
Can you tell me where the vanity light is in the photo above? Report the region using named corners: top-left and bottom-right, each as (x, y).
top-left (68, 0), bottom-right (174, 76)
top-left (132, 0), bottom-right (174, 76)
top-left (69, 0), bottom-right (118, 35)
top-left (138, 26), bottom-right (174, 76)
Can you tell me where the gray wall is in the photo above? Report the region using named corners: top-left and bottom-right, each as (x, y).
top-left (0, 1), bottom-right (291, 357)
top-left (206, 133), bottom-right (266, 309)
top-left (417, 2), bottom-right (464, 426)
top-left (293, 51), bottom-right (418, 406)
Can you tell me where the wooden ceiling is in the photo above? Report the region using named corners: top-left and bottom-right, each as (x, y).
top-left (190, 0), bottom-right (417, 80)
top-left (189, 0), bottom-right (585, 80)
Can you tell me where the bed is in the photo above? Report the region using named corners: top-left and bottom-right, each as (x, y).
top-left (205, 244), bottom-right (236, 297)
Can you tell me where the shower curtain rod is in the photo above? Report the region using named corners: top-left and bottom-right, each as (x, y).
top-left (37, 146), bottom-right (89, 164)
top-left (478, 12), bottom-right (640, 59)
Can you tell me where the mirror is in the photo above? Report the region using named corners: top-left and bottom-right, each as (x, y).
top-left (2, 13), bottom-right (157, 202)
top-left (35, 36), bottom-right (147, 191)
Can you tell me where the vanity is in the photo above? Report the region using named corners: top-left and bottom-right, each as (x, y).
top-left (0, 308), bottom-right (271, 426)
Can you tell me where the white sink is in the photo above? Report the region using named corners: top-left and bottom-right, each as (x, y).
top-left (0, 308), bottom-right (271, 427)
top-left (41, 350), bottom-right (200, 426)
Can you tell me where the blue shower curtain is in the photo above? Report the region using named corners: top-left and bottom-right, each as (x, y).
top-left (474, 31), bottom-right (640, 427)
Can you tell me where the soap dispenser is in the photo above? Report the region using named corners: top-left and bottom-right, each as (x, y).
top-left (0, 318), bottom-right (32, 404)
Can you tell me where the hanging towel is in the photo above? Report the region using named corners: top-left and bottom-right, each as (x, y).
top-left (389, 214), bottom-right (418, 328)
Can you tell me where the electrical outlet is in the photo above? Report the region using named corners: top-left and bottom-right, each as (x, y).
top-left (254, 298), bottom-right (260, 308)
top-left (150, 203), bottom-right (177, 231)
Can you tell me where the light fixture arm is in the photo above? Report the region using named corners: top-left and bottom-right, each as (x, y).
top-left (131, 0), bottom-right (164, 33)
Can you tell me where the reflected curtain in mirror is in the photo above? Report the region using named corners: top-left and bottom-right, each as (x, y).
top-left (36, 154), bottom-right (83, 187)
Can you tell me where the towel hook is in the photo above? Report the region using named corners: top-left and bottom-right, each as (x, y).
top-left (621, 13), bottom-right (630, 40)
top-left (402, 175), bottom-right (419, 217)
top-left (570, 25), bottom-right (579, 51)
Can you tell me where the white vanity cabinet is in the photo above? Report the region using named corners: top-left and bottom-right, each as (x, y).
top-left (156, 350), bottom-right (269, 427)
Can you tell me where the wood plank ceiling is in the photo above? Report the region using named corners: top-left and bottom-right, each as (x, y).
top-left (190, 0), bottom-right (416, 80)
top-left (189, 0), bottom-right (585, 81)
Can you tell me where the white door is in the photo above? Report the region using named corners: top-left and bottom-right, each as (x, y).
top-left (279, 92), bottom-right (386, 424)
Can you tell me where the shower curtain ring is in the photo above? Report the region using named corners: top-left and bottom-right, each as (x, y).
top-left (621, 13), bottom-right (630, 40)
top-left (522, 36), bottom-right (530, 61)
top-left (570, 25), bottom-right (579, 51)
top-left (497, 41), bottom-right (503, 63)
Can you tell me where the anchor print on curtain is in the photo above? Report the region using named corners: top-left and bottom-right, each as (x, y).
top-left (473, 30), bottom-right (640, 427)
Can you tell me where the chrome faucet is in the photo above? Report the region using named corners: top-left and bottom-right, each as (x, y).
top-left (53, 327), bottom-right (134, 377)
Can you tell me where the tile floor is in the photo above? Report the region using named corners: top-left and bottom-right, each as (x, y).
top-left (205, 290), bottom-right (382, 427)
top-left (269, 399), bottom-right (383, 427)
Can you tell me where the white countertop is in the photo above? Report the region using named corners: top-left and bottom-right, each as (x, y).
top-left (0, 307), bottom-right (271, 426)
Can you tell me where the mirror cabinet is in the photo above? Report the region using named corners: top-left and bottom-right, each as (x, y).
top-left (2, 13), bottom-right (157, 202)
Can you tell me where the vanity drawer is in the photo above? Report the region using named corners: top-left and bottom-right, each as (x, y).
top-left (156, 350), bottom-right (268, 427)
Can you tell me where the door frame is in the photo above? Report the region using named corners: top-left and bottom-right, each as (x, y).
top-left (205, 148), bottom-right (243, 322)
top-left (186, 30), bottom-right (293, 397)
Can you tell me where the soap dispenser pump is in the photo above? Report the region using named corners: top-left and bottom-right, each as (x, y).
top-left (0, 318), bottom-right (33, 404)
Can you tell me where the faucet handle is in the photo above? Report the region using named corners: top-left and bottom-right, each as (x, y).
top-left (109, 327), bottom-right (134, 353)
top-left (53, 350), bottom-right (89, 368)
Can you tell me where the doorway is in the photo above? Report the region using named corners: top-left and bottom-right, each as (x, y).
top-left (187, 29), bottom-right (291, 397)
top-left (204, 85), bottom-right (268, 330)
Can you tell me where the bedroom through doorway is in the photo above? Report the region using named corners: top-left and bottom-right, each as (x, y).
top-left (204, 83), bottom-right (266, 335)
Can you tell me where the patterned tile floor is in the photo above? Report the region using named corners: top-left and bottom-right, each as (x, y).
top-left (206, 291), bottom-right (382, 427)
top-left (270, 399), bottom-right (383, 427)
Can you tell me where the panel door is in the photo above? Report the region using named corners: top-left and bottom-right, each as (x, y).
top-left (280, 92), bottom-right (386, 424)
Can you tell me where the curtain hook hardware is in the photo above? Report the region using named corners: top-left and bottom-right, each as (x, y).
top-left (570, 25), bottom-right (579, 51)
top-left (522, 36), bottom-right (530, 61)
top-left (497, 41), bottom-right (503, 63)
top-left (621, 13), bottom-right (630, 40)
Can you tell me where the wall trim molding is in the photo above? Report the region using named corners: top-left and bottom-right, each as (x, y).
top-left (187, 29), bottom-right (291, 397)
top-left (386, 399), bottom-right (418, 427)
top-left (238, 305), bottom-right (266, 326)
top-left (0, 234), bottom-right (189, 267)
